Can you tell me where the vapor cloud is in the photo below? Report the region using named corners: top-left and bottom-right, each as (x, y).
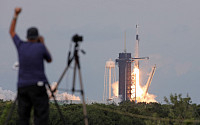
top-left (112, 81), bottom-right (118, 97)
top-left (0, 87), bottom-right (16, 101)
top-left (47, 82), bottom-right (80, 101)
top-left (54, 92), bottom-right (80, 101)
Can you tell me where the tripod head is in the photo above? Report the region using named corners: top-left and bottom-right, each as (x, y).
top-left (71, 34), bottom-right (85, 56)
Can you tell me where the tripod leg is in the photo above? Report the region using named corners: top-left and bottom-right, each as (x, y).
top-left (77, 68), bottom-right (89, 125)
top-left (46, 83), bottom-right (67, 125)
top-left (72, 62), bottom-right (77, 93)
top-left (54, 63), bottom-right (70, 92)
top-left (4, 96), bottom-right (17, 125)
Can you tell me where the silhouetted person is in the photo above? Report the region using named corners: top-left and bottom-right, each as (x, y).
top-left (9, 7), bottom-right (52, 125)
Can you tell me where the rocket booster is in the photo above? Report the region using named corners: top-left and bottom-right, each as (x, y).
top-left (135, 25), bottom-right (139, 68)
top-left (132, 24), bottom-right (149, 68)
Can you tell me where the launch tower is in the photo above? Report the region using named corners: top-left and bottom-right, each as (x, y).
top-left (116, 53), bottom-right (132, 101)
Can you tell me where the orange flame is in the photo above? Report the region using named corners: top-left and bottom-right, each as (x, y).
top-left (131, 67), bottom-right (156, 103)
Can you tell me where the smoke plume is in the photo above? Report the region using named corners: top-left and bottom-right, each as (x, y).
top-left (54, 92), bottom-right (80, 101)
top-left (0, 87), bottom-right (16, 101)
top-left (47, 82), bottom-right (80, 101)
top-left (112, 81), bottom-right (118, 97)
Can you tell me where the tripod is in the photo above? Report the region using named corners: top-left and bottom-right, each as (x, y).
top-left (53, 36), bottom-right (88, 125)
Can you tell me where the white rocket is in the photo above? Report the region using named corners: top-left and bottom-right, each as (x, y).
top-left (132, 25), bottom-right (149, 67)
top-left (135, 25), bottom-right (140, 68)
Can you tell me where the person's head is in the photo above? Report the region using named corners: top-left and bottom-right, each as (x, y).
top-left (27, 27), bottom-right (39, 42)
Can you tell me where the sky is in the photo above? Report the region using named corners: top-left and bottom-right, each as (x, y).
top-left (0, 0), bottom-right (200, 103)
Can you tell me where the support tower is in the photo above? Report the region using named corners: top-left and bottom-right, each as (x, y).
top-left (103, 59), bottom-right (116, 101)
top-left (116, 53), bottom-right (132, 101)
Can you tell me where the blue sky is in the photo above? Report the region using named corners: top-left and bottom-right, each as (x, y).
top-left (0, 0), bottom-right (200, 103)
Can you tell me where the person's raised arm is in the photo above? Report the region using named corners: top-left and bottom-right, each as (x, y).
top-left (9, 7), bottom-right (22, 38)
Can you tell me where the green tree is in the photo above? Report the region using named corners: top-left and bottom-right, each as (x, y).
top-left (164, 93), bottom-right (195, 125)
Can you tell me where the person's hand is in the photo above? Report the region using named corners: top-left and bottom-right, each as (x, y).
top-left (38, 36), bottom-right (45, 44)
top-left (15, 7), bottom-right (22, 16)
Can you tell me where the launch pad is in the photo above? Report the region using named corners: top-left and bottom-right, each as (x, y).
top-left (115, 25), bottom-right (156, 102)
top-left (103, 25), bottom-right (156, 103)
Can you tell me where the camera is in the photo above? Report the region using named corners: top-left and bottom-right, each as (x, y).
top-left (72, 34), bottom-right (83, 43)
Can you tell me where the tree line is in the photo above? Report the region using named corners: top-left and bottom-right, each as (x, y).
top-left (1, 93), bottom-right (200, 125)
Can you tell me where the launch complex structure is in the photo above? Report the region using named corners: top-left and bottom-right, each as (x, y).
top-left (103, 25), bottom-right (156, 102)
top-left (115, 25), bottom-right (156, 102)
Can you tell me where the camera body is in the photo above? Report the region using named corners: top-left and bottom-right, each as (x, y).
top-left (72, 34), bottom-right (83, 43)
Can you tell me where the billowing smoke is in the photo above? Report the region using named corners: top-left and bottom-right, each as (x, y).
top-left (47, 82), bottom-right (80, 101)
top-left (142, 93), bottom-right (157, 103)
top-left (0, 87), bottom-right (16, 101)
top-left (112, 95), bottom-right (122, 105)
top-left (110, 81), bottom-right (122, 105)
top-left (112, 81), bottom-right (118, 97)
top-left (54, 92), bottom-right (80, 101)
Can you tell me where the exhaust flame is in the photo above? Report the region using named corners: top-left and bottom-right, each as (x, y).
top-left (131, 67), bottom-right (156, 103)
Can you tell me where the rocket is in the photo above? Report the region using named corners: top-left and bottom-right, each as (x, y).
top-left (132, 25), bottom-right (149, 67)
top-left (134, 24), bottom-right (139, 68)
